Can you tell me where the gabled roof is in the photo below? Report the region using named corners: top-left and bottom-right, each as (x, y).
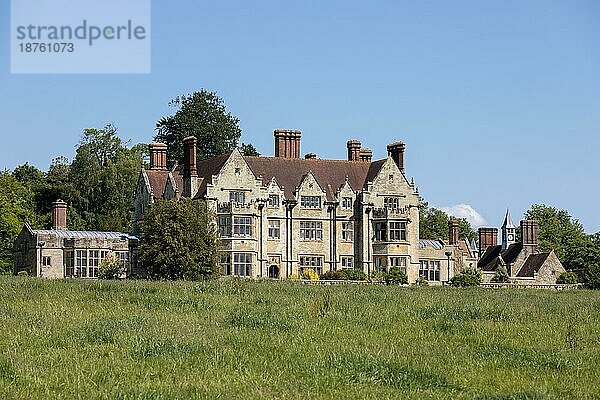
top-left (145, 169), bottom-right (169, 198)
top-left (478, 245), bottom-right (502, 271)
top-left (517, 252), bottom-right (551, 277)
top-left (243, 156), bottom-right (382, 201)
top-left (478, 242), bottom-right (523, 271)
top-left (151, 152), bottom-right (388, 201)
top-left (502, 242), bottom-right (523, 265)
top-left (191, 154), bottom-right (232, 198)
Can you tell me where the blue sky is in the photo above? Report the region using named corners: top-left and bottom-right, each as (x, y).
top-left (1, 0), bottom-right (599, 232)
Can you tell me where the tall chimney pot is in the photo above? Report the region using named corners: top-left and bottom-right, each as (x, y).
top-left (520, 220), bottom-right (539, 251)
top-left (387, 141), bottom-right (406, 172)
top-left (478, 227), bottom-right (498, 255)
top-left (52, 200), bottom-right (68, 231)
top-left (274, 129), bottom-right (301, 158)
top-left (347, 140), bottom-right (361, 161)
top-left (359, 148), bottom-right (373, 162)
top-left (149, 142), bottom-right (168, 170)
top-left (183, 136), bottom-right (198, 197)
top-left (448, 219), bottom-right (459, 245)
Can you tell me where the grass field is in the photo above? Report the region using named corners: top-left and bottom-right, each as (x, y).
top-left (0, 277), bottom-right (599, 399)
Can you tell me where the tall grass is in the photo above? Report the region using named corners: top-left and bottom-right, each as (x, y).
top-left (0, 276), bottom-right (598, 399)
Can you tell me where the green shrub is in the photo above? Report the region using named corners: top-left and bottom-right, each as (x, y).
top-left (585, 263), bottom-right (600, 289)
top-left (341, 269), bottom-right (366, 281)
top-left (17, 270), bottom-right (28, 277)
top-left (414, 276), bottom-right (429, 286)
top-left (450, 267), bottom-right (482, 287)
top-left (321, 270), bottom-right (345, 280)
top-left (491, 265), bottom-right (509, 283)
top-left (384, 267), bottom-right (408, 285)
top-left (98, 252), bottom-right (124, 280)
top-left (556, 271), bottom-right (578, 285)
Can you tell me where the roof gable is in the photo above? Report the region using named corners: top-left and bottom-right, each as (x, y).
top-left (245, 156), bottom-right (379, 200)
top-left (517, 252), bottom-right (551, 277)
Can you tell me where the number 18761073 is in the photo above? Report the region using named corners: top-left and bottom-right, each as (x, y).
top-left (19, 43), bottom-right (74, 52)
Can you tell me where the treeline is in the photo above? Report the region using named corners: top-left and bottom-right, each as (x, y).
top-left (0, 125), bottom-right (145, 272)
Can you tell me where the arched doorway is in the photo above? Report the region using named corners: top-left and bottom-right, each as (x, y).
top-left (268, 265), bottom-right (280, 279)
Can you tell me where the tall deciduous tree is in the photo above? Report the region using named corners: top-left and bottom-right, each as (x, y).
top-left (155, 90), bottom-right (242, 166)
top-left (69, 125), bottom-right (144, 232)
top-left (139, 198), bottom-right (220, 280)
top-left (523, 204), bottom-right (598, 271)
top-left (0, 172), bottom-right (38, 272)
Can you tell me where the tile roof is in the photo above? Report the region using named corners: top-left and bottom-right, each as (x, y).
top-left (149, 153), bottom-right (388, 201)
top-left (192, 154), bottom-right (231, 198)
top-left (516, 252), bottom-right (551, 277)
top-left (145, 170), bottom-right (169, 198)
top-left (502, 242), bottom-right (523, 265)
top-left (244, 156), bottom-right (380, 201)
top-left (478, 245), bottom-right (502, 271)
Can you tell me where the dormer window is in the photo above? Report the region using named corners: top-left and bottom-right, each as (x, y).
top-left (341, 197), bottom-right (353, 209)
top-left (268, 194), bottom-right (280, 207)
top-left (230, 191), bottom-right (245, 204)
top-left (300, 196), bottom-right (321, 209)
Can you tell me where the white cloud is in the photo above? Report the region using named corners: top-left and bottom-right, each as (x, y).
top-left (439, 204), bottom-right (487, 229)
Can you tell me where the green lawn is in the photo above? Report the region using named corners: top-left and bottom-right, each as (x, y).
top-left (0, 277), bottom-right (599, 399)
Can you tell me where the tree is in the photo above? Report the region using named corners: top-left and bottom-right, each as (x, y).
top-left (585, 263), bottom-right (600, 289)
top-left (450, 267), bottom-right (482, 287)
top-left (419, 198), bottom-right (476, 241)
top-left (491, 263), bottom-right (509, 283)
top-left (556, 271), bottom-right (578, 285)
top-left (524, 204), bottom-right (598, 271)
top-left (155, 90), bottom-right (242, 166)
top-left (98, 252), bottom-right (125, 280)
top-left (139, 198), bottom-right (220, 280)
top-left (69, 125), bottom-right (144, 232)
top-left (0, 172), bottom-right (38, 272)
top-left (240, 143), bottom-right (260, 157)
top-left (385, 267), bottom-right (408, 285)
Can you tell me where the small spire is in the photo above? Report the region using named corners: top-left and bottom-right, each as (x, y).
top-left (502, 208), bottom-right (515, 229)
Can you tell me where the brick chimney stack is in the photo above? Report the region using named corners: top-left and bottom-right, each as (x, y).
top-left (359, 148), bottom-right (373, 162)
top-left (387, 141), bottom-right (406, 172)
top-left (478, 227), bottom-right (498, 255)
top-left (448, 219), bottom-right (459, 245)
top-left (183, 136), bottom-right (198, 197)
top-left (52, 200), bottom-right (67, 231)
top-left (347, 140), bottom-right (361, 161)
top-left (149, 142), bottom-right (167, 170)
top-left (521, 220), bottom-right (539, 252)
top-left (274, 129), bottom-right (301, 158)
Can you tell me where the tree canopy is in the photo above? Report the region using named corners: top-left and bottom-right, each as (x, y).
top-left (155, 90), bottom-right (243, 167)
top-left (0, 172), bottom-right (38, 272)
top-left (139, 198), bottom-right (220, 280)
top-left (524, 204), bottom-right (599, 271)
top-left (419, 198), bottom-right (476, 242)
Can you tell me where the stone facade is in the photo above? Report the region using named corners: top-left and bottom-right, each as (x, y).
top-left (13, 201), bottom-right (137, 279)
top-left (134, 131), bottom-right (472, 284)
top-left (478, 216), bottom-right (566, 284)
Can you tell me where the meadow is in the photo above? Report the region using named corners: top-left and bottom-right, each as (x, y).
top-left (0, 276), bottom-right (599, 399)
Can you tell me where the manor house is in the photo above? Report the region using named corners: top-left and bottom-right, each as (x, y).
top-left (133, 130), bottom-right (475, 283)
